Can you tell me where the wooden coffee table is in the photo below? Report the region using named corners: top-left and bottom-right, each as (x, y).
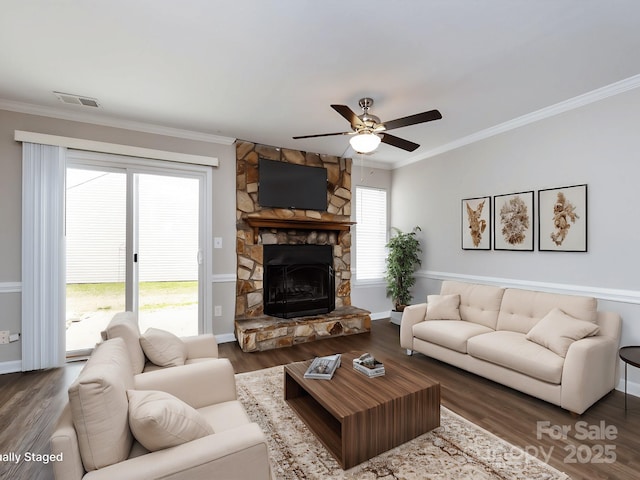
top-left (284, 352), bottom-right (440, 469)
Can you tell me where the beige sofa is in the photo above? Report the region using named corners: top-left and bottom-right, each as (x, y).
top-left (50, 337), bottom-right (271, 480)
top-left (102, 311), bottom-right (219, 374)
top-left (400, 281), bottom-right (622, 414)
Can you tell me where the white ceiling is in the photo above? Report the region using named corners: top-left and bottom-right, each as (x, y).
top-left (1, 0), bottom-right (640, 168)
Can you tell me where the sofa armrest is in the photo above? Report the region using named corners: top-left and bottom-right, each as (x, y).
top-left (182, 333), bottom-right (219, 359)
top-left (134, 358), bottom-right (237, 409)
top-left (83, 423), bottom-right (270, 480)
top-left (561, 335), bottom-right (619, 414)
top-left (400, 303), bottom-right (427, 350)
top-left (51, 404), bottom-right (85, 480)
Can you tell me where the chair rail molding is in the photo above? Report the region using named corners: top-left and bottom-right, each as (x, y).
top-left (0, 282), bottom-right (21, 294)
top-left (418, 270), bottom-right (640, 305)
top-left (210, 273), bottom-right (236, 283)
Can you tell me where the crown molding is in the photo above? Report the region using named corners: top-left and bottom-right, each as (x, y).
top-left (0, 98), bottom-right (236, 146)
top-left (394, 73), bottom-right (640, 169)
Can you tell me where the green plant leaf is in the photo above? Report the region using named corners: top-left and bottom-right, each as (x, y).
top-left (385, 226), bottom-right (422, 308)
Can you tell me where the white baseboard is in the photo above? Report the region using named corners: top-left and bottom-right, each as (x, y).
top-left (616, 377), bottom-right (640, 398)
top-left (0, 360), bottom-right (22, 374)
top-left (216, 333), bottom-right (237, 344)
top-left (370, 311), bottom-right (391, 321)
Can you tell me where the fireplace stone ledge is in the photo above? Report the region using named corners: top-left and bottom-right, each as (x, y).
top-left (235, 306), bottom-right (371, 352)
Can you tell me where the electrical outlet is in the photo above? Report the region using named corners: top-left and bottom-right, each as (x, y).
top-left (214, 305), bottom-right (222, 317)
top-left (0, 331), bottom-right (9, 344)
top-left (214, 237), bottom-right (223, 249)
top-left (9, 333), bottom-right (20, 343)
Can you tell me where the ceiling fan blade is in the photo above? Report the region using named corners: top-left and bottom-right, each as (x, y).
top-left (382, 109), bottom-right (442, 131)
top-left (380, 133), bottom-right (420, 152)
top-left (331, 104), bottom-right (364, 128)
top-left (292, 131), bottom-right (351, 139)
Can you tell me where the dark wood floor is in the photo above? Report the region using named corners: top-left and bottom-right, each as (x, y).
top-left (2, 320), bottom-right (639, 479)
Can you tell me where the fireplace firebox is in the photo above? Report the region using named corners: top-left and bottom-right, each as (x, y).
top-left (263, 244), bottom-right (335, 319)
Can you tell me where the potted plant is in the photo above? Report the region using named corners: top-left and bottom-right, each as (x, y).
top-left (385, 226), bottom-right (422, 324)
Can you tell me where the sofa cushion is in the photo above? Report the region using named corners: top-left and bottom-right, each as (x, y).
top-left (425, 294), bottom-right (461, 320)
top-left (68, 337), bottom-right (134, 471)
top-left (127, 390), bottom-right (214, 452)
top-left (467, 331), bottom-right (565, 384)
top-left (440, 281), bottom-right (505, 329)
top-left (140, 328), bottom-right (187, 367)
top-left (526, 308), bottom-right (599, 357)
top-left (496, 288), bottom-right (597, 334)
top-left (104, 312), bottom-right (146, 374)
top-left (413, 320), bottom-right (494, 353)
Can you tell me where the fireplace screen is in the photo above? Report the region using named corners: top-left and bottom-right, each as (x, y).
top-left (263, 245), bottom-right (335, 319)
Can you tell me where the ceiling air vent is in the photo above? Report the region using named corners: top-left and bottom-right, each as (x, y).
top-left (53, 91), bottom-right (100, 108)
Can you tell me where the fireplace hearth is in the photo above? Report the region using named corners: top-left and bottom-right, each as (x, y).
top-left (264, 245), bottom-right (335, 319)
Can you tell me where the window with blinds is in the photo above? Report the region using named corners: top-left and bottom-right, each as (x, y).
top-left (355, 186), bottom-right (388, 280)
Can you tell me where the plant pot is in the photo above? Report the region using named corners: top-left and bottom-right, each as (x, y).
top-left (389, 310), bottom-right (403, 326)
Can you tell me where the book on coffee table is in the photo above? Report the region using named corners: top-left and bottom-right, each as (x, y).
top-left (304, 354), bottom-right (341, 380)
top-left (353, 353), bottom-right (385, 377)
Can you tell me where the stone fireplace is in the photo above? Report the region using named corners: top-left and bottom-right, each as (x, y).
top-left (234, 141), bottom-right (370, 352)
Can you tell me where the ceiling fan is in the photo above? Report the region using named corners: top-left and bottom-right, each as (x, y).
top-left (293, 97), bottom-right (442, 154)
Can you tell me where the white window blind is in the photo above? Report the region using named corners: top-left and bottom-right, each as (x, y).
top-left (355, 187), bottom-right (388, 280)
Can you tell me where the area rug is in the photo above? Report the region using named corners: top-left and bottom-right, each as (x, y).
top-left (235, 366), bottom-right (570, 480)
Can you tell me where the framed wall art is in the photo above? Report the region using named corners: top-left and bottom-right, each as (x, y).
top-left (493, 190), bottom-right (534, 251)
top-left (538, 184), bottom-right (587, 252)
top-left (462, 196), bottom-right (491, 250)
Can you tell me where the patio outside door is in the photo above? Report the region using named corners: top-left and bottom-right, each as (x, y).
top-left (136, 173), bottom-right (200, 336)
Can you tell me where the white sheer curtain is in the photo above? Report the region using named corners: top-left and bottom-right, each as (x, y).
top-left (21, 142), bottom-right (66, 370)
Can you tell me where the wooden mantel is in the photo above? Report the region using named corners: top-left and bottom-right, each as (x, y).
top-left (245, 216), bottom-right (355, 243)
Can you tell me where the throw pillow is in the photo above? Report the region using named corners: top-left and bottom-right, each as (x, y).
top-left (425, 294), bottom-right (461, 320)
top-left (127, 390), bottom-right (214, 452)
top-left (526, 308), bottom-right (599, 357)
top-left (140, 328), bottom-right (187, 367)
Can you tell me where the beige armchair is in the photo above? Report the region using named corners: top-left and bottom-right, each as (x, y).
top-left (102, 311), bottom-right (219, 374)
top-left (50, 337), bottom-right (271, 480)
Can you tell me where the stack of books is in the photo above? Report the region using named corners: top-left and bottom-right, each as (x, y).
top-left (353, 353), bottom-right (385, 377)
top-left (304, 354), bottom-right (342, 380)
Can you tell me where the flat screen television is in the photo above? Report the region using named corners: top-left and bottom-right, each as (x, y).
top-left (258, 158), bottom-right (328, 211)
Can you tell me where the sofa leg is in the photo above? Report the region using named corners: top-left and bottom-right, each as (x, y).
top-left (406, 349), bottom-right (413, 356)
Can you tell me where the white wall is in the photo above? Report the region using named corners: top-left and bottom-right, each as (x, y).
top-left (391, 85), bottom-right (640, 394)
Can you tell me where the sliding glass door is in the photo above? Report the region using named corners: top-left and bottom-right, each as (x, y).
top-left (65, 167), bottom-right (127, 353)
top-left (65, 152), bottom-right (209, 356)
top-left (136, 173), bottom-right (200, 336)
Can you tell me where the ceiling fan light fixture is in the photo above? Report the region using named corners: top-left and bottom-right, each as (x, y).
top-left (349, 132), bottom-right (381, 153)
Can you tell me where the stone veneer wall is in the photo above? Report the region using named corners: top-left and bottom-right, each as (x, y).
top-left (235, 140), bottom-right (353, 319)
